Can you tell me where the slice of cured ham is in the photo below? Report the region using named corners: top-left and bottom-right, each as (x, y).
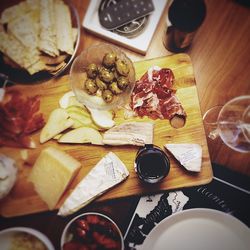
top-left (0, 90), bottom-right (45, 148)
top-left (130, 67), bottom-right (186, 126)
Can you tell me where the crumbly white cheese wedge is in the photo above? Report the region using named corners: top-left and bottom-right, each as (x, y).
top-left (0, 154), bottom-right (17, 200)
top-left (164, 144), bottom-right (202, 172)
top-left (103, 122), bottom-right (154, 146)
top-left (58, 152), bottom-right (129, 216)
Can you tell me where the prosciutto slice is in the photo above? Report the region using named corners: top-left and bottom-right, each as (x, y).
top-left (0, 90), bottom-right (45, 148)
top-left (130, 67), bottom-right (186, 123)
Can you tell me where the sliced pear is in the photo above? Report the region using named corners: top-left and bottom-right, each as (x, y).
top-left (58, 127), bottom-right (103, 145)
top-left (59, 91), bottom-right (75, 108)
top-left (89, 108), bottom-right (115, 130)
top-left (68, 96), bottom-right (83, 107)
top-left (53, 134), bottom-right (63, 140)
top-left (66, 105), bottom-right (90, 117)
top-left (67, 110), bottom-right (93, 126)
top-left (40, 108), bottom-right (74, 143)
top-left (59, 91), bottom-right (83, 108)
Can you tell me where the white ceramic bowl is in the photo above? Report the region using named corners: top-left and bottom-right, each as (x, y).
top-left (70, 43), bottom-right (135, 110)
top-left (0, 227), bottom-right (55, 250)
top-left (61, 212), bottom-right (124, 250)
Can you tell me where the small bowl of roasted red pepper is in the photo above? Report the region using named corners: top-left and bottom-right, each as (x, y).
top-left (61, 212), bottom-right (124, 250)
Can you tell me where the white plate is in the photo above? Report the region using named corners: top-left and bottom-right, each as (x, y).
top-left (142, 208), bottom-right (250, 250)
top-left (0, 227), bottom-right (55, 250)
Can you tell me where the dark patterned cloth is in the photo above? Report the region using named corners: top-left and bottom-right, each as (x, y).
top-left (124, 164), bottom-right (250, 250)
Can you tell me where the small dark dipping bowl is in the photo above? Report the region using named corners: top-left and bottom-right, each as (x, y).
top-left (134, 144), bottom-right (170, 184)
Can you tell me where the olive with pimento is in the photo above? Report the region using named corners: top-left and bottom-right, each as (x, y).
top-left (115, 59), bottom-right (129, 76)
top-left (99, 67), bottom-right (114, 83)
top-left (102, 52), bottom-right (117, 68)
top-left (95, 77), bottom-right (108, 90)
top-left (117, 76), bottom-right (129, 90)
top-left (102, 89), bottom-right (113, 103)
top-left (109, 81), bottom-right (123, 95)
top-left (86, 63), bottom-right (98, 79)
top-left (84, 78), bottom-right (98, 95)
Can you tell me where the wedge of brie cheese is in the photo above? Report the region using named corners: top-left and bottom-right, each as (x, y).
top-left (103, 122), bottom-right (154, 146)
top-left (0, 154), bottom-right (17, 200)
top-left (164, 144), bottom-right (202, 172)
top-left (58, 152), bottom-right (129, 216)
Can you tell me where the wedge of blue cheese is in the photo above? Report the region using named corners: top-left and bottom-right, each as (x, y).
top-left (58, 152), bottom-right (129, 216)
top-left (164, 144), bottom-right (202, 172)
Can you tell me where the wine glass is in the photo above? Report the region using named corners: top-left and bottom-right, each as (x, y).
top-left (203, 95), bottom-right (250, 153)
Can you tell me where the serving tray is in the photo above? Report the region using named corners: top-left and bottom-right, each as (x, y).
top-left (0, 53), bottom-right (213, 217)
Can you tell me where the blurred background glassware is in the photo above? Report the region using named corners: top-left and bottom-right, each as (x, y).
top-left (70, 43), bottom-right (135, 111)
top-left (0, 0), bottom-right (80, 85)
top-left (163, 0), bottom-right (206, 52)
top-left (203, 96), bottom-right (250, 153)
top-left (135, 144), bottom-right (170, 184)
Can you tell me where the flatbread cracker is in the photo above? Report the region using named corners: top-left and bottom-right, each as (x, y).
top-left (0, 2), bottom-right (29, 24)
top-left (39, 0), bottom-right (59, 56)
top-left (8, 12), bottom-right (38, 49)
top-left (0, 29), bottom-right (45, 74)
top-left (55, 0), bottom-right (74, 55)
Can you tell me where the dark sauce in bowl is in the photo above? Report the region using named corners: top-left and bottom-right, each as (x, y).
top-left (135, 144), bottom-right (170, 184)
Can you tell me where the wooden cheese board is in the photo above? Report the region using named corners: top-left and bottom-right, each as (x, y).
top-left (0, 53), bottom-right (213, 217)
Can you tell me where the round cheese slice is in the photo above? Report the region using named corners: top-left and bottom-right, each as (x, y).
top-left (0, 154), bottom-right (17, 200)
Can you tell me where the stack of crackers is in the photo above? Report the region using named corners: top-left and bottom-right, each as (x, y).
top-left (0, 0), bottom-right (78, 75)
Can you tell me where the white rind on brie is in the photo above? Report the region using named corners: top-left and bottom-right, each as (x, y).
top-left (58, 152), bottom-right (129, 216)
top-left (103, 122), bottom-right (154, 146)
top-left (0, 154), bottom-right (17, 200)
top-left (164, 144), bottom-right (202, 172)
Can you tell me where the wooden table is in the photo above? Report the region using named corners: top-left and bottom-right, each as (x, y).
top-left (73, 0), bottom-right (250, 176)
top-left (0, 0), bottom-right (249, 249)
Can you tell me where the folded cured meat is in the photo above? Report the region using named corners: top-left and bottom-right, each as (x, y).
top-left (103, 122), bottom-right (154, 146)
top-left (130, 66), bottom-right (186, 127)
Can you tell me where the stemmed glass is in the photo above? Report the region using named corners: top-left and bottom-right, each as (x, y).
top-left (203, 95), bottom-right (250, 153)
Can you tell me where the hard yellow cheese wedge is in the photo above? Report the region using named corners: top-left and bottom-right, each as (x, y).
top-left (28, 147), bottom-right (81, 210)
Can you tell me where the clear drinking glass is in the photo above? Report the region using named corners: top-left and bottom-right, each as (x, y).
top-left (203, 95), bottom-right (250, 153)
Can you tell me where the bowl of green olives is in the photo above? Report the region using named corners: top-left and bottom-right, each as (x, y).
top-left (70, 43), bottom-right (135, 110)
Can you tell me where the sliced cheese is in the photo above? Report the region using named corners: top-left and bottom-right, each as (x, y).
top-left (103, 122), bottom-right (154, 146)
top-left (28, 147), bottom-right (81, 210)
top-left (58, 152), bottom-right (129, 216)
top-left (164, 144), bottom-right (202, 172)
top-left (0, 154), bottom-right (17, 200)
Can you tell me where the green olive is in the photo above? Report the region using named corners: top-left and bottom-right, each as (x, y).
top-left (102, 89), bottom-right (113, 103)
top-left (95, 77), bottom-right (108, 90)
top-left (109, 81), bottom-right (123, 95)
top-left (86, 63), bottom-right (98, 79)
top-left (99, 67), bottom-right (114, 83)
top-left (115, 59), bottom-right (129, 76)
top-left (117, 76), bottom-right (129, 90)
top-left (102, 52), bottom-right (117, 68)
top-left (84, 78), bottom-right (98, 95)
